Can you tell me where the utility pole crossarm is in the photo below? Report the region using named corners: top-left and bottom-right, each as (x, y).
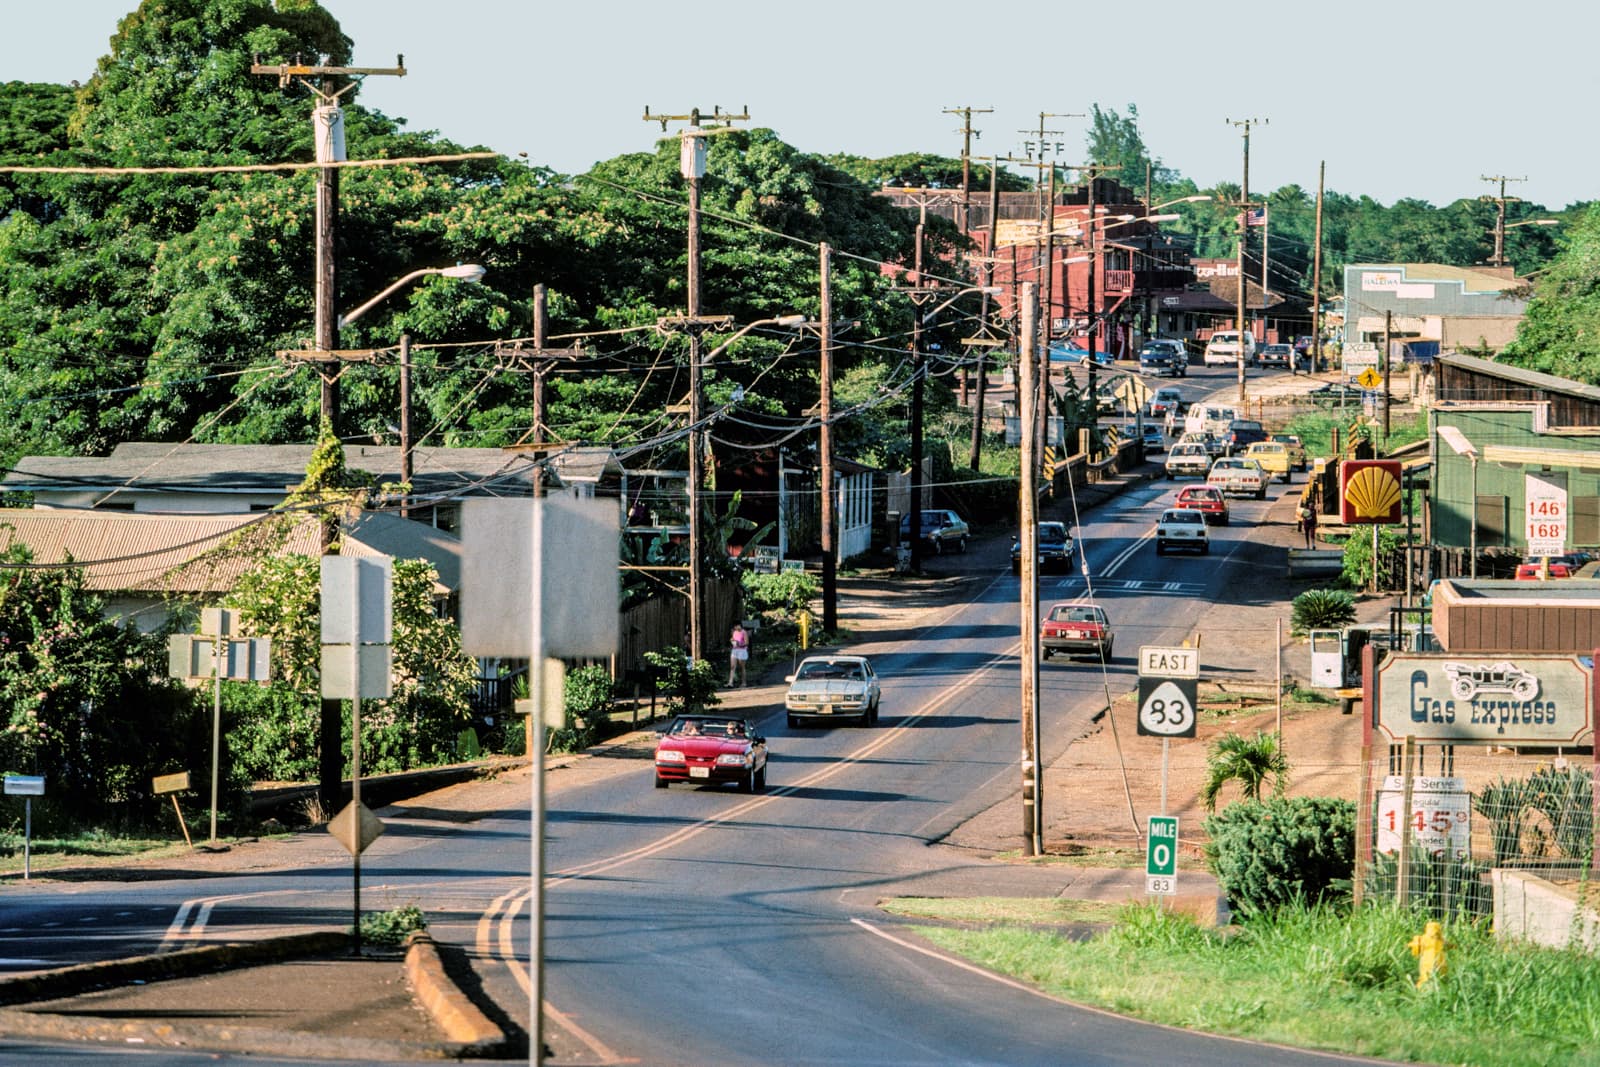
top-left (250, 55), bottom-right (406, 88)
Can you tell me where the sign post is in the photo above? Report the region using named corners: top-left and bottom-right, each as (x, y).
top-left (167, 610), bottom-right (271, 845)
top-left (1138, 646), bottom-right (1199, 815)
top-left (1146, 814), bottom-right (1178, 895)
top-left (152, 771), bottom-right (193, 848)
top-left (321, 555), bottom-right (393, 954)
top-left (4, 776), bottom-right (44, 879)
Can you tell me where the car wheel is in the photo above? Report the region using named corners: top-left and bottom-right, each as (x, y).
top-left (1202, 543), bottom-right (1211, 554)
top-left (933, 538), bottom-right (944, 555)
top-left (1257, 488), bottom-right (1266, 500)
top-left (871, 698), bottom-right (881, 725)
top-left (743, 768), bottom-right (757, 794)
top-left (1103, 639), bottom-right (1114, 661)
top-left (787, 714), bottom-right (799, 729)
top-left (1156, 543), bottom-right (1165, 555)
top-left (1011, 563), bottom-right (1020, 576)
top-left (957, 536), bottom-right (968, 554)
top-left (655, 775), bottom-right (668, 790)
top-left (1042, 648), bottom-right (1052, 660)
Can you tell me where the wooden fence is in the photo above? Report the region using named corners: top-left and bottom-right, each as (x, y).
top-left (616, 577), bottom-right (743, 682)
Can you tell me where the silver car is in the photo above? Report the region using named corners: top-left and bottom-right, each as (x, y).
top-left (785, 655), bottom-right (881, 728)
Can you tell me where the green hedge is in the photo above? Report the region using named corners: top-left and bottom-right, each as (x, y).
top-left (1204, 796), bottom-right (1356, 918)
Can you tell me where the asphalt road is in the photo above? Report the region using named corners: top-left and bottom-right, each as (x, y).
top-left (0, 364), bottom-right (1384, 1065)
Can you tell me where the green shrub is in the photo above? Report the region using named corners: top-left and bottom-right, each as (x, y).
top-left (550, 665), bottom-right (614, 753)
top-left (742, 570), bottom-right (820, 615)
top-left (1290, 588), bottom-right (1356, 636)
top-left (1340, 524), bottom-right (1402, 590)
top-left (642, 649), bottom-right (721, 717)
top-left (1204, 796), bottom-right (1356, 919)
top-left (938, 465), bottom-right (1018, 527)
top-left (359, 904), bottom-right (427, 946)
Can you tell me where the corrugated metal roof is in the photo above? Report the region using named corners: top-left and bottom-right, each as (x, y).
top-left (0, 509), bottom-right (460, 596)
top-left (1438, 352), bottom-right (1600, 404)
top-left (3, 443), bottom-right (544, 499)
top-left (1377, 263), bottom-right (1523, 293)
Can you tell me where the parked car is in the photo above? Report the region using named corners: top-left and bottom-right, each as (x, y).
top-left (1515, 558), bottom-right (1575, 580)
top-left (900, 509), bottom-right (969, 554)
top-left (1222, 419), bottom-right (1268, 456)
top-left (784, 655), bottom-right (881, 728)
top-left (1040, 603), bottom-right (1114, 660)
top-left (1155, 508), bottom-right (1210, 555)
top-left (1049, 342), bottom-right (1115, 365)
top-left (1165, 443), bottom-right (1211, 479)
top-left (1203, 330), bottom-right (1256, 366)
top-left (1011, 521), bottom-right (1076, 576)
top-left (654, 715), bottom-right (768, 792)
top-left (1138, 339), bottom-right (1188, 378)
top-left (1244, 441), bottom-right (1293, 483)
top-left (1271, 433), bottom-right (1308, 471)
top-left (1149, 386), bottom-right (1186, 419)
top-left (1258, 343), bottom-right (1294, 368)
top-left (1175, 484), bottom-right (1229, 525)
top-left (1207, 457), bottom-right (1268, 499)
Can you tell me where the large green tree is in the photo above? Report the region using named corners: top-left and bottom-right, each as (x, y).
top-left (1501, 203), bottom-right (1600, 381)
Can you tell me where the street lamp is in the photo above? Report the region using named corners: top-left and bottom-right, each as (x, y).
top-left (1149, 194), bottom-right (1214, 211)
top-left (338, 263), bottom-right (487, 328)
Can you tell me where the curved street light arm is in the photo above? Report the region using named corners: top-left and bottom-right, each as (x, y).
top-left (338, 264), bottom-right (486, 329)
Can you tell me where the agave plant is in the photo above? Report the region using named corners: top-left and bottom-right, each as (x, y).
top-left (1200, 730), bottom-right (1290, 813)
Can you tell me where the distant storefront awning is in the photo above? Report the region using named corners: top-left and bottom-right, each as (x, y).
top-left (1482, 444), bottom-right (1600, 470)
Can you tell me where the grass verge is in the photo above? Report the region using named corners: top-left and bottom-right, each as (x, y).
top-left (882, 896), bottom-right (1123, 925)
top-left (907, 900), bottom-right (1600, 1066)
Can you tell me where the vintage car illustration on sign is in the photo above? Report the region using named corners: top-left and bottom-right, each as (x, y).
top-left (1442, 661), bottom-right (1539, 702)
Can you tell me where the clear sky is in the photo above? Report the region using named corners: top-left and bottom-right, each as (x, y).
top-left (4, 0), bottom-right (1594, 211)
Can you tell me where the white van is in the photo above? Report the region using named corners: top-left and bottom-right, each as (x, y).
top-left (1183, 404), bottom-right (1242, 437)
top-left (1203, 330), bottom-right (1257, 366)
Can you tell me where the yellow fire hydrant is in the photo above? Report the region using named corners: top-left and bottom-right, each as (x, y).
top-left (798, 608), bottom-right (812, 651)
top-left (1407, 921), bottom-right (1450, 988)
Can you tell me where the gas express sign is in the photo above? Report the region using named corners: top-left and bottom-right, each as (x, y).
top-left (1373, 654), bottom-right (1594, 745)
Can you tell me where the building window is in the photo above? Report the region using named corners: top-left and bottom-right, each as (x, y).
top-left (1474, 495), bottom-right (1507, 547)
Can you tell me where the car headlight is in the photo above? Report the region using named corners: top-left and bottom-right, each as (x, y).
top-left (716, 753), bottom-right (751, 767)
top-left (656, 749), bottom-right (686, 763)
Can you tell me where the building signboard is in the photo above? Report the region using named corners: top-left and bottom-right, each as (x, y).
top-left (1375, 776), bottom-right (1470, 859)
top-left (1339, 460), bottom-right (1403, 525)
top-left (1525, 471), bottom-right (1568, 557)
top-left (1373, 653), bottom-right (1593, 745)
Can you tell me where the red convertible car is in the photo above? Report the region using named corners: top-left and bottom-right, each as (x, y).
top-left (654, 715), bottom-right (768, 793)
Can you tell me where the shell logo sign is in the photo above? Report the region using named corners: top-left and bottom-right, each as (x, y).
top-left (1340, 460), bottom-right (1403, 524)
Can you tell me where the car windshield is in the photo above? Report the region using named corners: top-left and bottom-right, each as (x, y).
top-left (669, 718), bottom-right (746, 738)
top-left (796, 660), bottom-right (866, 682)
top-left (1179, 488), bottom-right (1219, 501)
top-left (1039, 523), bottom-right (1068, 541)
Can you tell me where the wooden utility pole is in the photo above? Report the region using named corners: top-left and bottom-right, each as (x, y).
top-left (1480, 174), bottom-right (1526, 269)
top-left (643, 107), bottom-right (749, 661)
top-left (1383, 309), bottom-right (1393, 442)
top-left (819, 244), bottom-right (837, 633)
top-left (946, 105), bottom-right (992, 408)
top-left (970, 161), bottom-right (1001, 471)
top-left (252, 53), bottom-right (407, 820)
top-left (1311, 161), bottom-right (1325, 377)
top-left (1017, 282), bottom-right (1042, 857)
top-left (398, 333), bottom-right (413, 518)
top-left (251, 54), bottom-right (407, 443)
top-left (1227, 117), bottom-right (1266, 403)
top-left (910, 221), bottom-right (928, 572)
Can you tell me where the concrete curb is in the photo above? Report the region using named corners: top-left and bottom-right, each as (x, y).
top-left (404, 930), bottom-right (506, 1048)
top-left (0, 929), bottom-right (510, 1061)
top-left (0, 930), bottom-right (351, 1007)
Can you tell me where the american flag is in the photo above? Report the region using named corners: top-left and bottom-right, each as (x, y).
top-left (1245, 207), bottom-right (1268, 227)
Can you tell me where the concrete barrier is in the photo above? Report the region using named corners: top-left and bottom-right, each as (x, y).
top-left (1287, 548), bottom-right (1345, 579)
top-left (1493, 870), bottom-right (1600, 953)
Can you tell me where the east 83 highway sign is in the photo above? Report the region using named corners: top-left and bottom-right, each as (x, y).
top-left (1138, 645), bottom-right (1199, 738)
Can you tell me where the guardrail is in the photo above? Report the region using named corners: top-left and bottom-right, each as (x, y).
top-left (1287, 548), bottom-right (1345, 579)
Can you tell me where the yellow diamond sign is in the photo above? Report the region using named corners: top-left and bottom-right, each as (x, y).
top-left (1356, 367), bottom-right (1382, 390)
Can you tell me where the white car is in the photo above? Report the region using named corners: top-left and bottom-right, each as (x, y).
top-left (1207, 457), bottom-right (1268, 499)
top-left (1155, 508), bottom-right (1210, 555)
top-left (1203, 331), bottom-right (1256, 366)
top-left (785, 655), bottom-right (881, 728)
top-left (1165, 443), bottom-right (1211, 479)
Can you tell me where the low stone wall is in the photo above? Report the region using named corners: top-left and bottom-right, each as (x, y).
top-left (1492, 869), bottom-right (1600, 953)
